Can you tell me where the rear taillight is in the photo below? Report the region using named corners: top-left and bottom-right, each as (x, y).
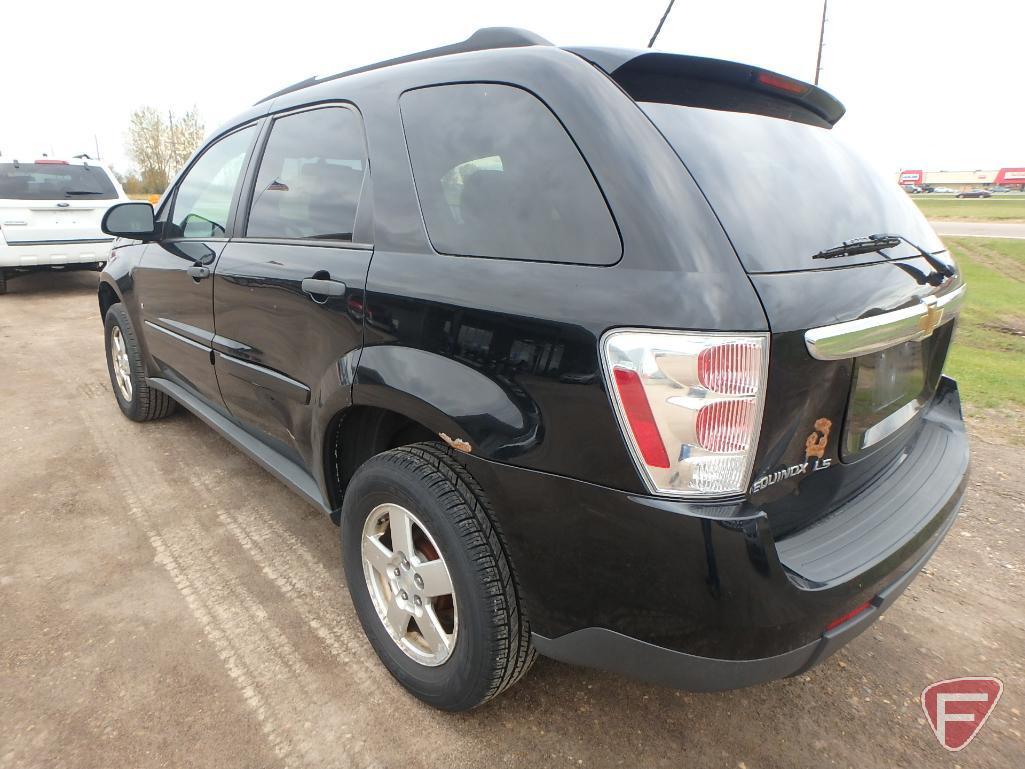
top-left (603, 330), bottom-right (769, 497)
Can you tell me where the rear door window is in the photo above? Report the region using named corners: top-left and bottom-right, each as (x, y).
top-left (168, 125), bottom-right (256, 239)
top-left (400, 83), bottom-right (621, 265)
top-left (0, 163), bottom-right (118, 200)
top-left (246, 106), bottom-right (368, 241)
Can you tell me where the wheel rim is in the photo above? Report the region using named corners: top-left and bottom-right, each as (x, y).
top-left (109, 325), bottom-right (133, 401)
top-left (361, 503), bottom-right (458, 666)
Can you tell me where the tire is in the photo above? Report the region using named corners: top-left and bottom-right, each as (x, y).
top-left (341, 443), bottom-right (535, 711)
top-left (104, 303), bottom-right (177, 421)
top-left (0, 270), bottom-right (7, 295)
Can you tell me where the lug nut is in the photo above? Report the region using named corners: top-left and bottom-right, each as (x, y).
top-left (414, 596), bottom-right (423, 606)
top-left (414, 574), bottom-right (424, 589)
top-left (393, 568), bottom-right (400, 577)
top-left (400, 590), bottom-right (408, 601)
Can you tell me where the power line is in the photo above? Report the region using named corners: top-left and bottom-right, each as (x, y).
top-left (648, 0), bottom-right (677, 49)
top-left (814, 0), bottom-right (828, 85)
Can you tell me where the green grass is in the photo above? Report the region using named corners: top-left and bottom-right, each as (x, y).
top-left (913, 197), bottom-right (1025, 221)
top-left (943, 237), bottom-right (1025, 408)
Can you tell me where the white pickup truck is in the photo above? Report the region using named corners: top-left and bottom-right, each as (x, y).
top-left (0, 157), bottom-right (129, 294)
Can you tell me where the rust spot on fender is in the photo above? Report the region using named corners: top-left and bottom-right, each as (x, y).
top-left (439, 432), bottom-right (472, 453)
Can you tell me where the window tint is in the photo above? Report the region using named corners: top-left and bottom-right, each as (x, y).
top-left (0, 163), bottom-right (118, 200)
top-left (169, 125), bottom-right (255, 239)
top-left (246, 107), bottom-right (367, 241)
top-left (400, 84), bottom-right (620, 264)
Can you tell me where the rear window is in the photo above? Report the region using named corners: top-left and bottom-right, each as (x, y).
top-left (0, 163), bottom-right (118, 200)
top-left (641, 103), bottom-right (945, 273)
top-left (400, 83), bottom-right (621, 265)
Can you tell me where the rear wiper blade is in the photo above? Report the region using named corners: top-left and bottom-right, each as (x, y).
top-left (63, 190), bottom-right (102, 196)
top-left (812, 233), bottom-right (956, 278)
top-left (812, 235), bottom-right (899, 260)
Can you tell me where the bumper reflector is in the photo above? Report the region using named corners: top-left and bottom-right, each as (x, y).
top-left (824, 601), bottom-right (872, 631)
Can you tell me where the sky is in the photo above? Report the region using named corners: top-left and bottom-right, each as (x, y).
top-left (1, 0), bottom-right (1021, 178)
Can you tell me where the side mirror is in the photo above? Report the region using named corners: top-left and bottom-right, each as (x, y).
top-left (102, 202), bottom-right (156, 240)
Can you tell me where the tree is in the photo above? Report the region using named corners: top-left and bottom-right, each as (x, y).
top-left (125, 106), bottom-right (205, 194)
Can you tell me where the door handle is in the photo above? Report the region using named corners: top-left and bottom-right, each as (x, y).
top-left (301, 278), bottom-right (347, 298)
top-left (187, 264), bottom-right (211, 281)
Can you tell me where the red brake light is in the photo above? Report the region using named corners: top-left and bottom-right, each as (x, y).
top-left (756, 71), bottom-right (810, 95)
top-left (698, 341), bottom-right (762, 395)
top-left (34, 159), bottom-right (69, 164)
top-left (825, 601), bottom-right (872, 631)
top-left (696, 399), bottom-right (755, 453)
top-left (612, 367), bottom-right (670, 469)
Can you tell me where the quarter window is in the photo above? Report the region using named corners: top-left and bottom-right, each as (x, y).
top-left (168, 125), bottom-right (255, 239)
top-left (400, 83), bottom-right (620, 264)
top-left (246, 107), bottom-right (368, 241)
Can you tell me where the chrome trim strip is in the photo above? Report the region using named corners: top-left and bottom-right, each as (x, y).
top-left (805, 285), bottom-right (965, 361)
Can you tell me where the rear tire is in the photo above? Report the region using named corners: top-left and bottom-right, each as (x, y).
top-left (0, 270), bottom-right (7, 295)
top-left (104, 303), bottom-right (177, 421)
top-left (341, 443), bottom-right (535, 711)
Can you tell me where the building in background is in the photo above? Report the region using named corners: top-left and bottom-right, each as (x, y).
top-left (897, 168), bottom-right (1025, 191)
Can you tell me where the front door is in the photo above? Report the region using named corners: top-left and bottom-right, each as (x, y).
top-left (212, 105), bottom-right (372, 465)
top-left (133, 124), bottom-right (257, 406)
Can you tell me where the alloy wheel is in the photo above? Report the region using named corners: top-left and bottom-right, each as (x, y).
top-left (360, 502), bottom-right (458, 666)
top-left (109, 325), bottom-right (133, 401)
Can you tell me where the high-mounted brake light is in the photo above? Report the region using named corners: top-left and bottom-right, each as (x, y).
top-left (756, 71), bottom-right (809, 96)
top-left (603, 330), bottom-right (769, 497)
top-left (34, 159), bottom-right (69, 164)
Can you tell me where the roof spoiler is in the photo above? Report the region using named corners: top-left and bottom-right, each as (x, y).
top-left (569, 48), bottom-right (845, 128)
top-left (257, 27), bottom-right (552, 105)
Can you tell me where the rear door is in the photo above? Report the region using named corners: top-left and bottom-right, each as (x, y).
top-left (212, 105), bottom-right (372, 466)
top-left (0, 161), bottom-right (118, 245)
top-left (133, 124), bottom-right (258, 406)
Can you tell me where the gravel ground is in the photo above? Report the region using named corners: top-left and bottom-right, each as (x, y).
top-left (2, 270), bottom-right (1023, 769)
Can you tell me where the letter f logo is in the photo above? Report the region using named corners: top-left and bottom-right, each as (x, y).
top-left (922, 677), bottom-right (1003, 751)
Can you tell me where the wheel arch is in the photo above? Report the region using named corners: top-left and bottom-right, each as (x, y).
top-left (97, 278), bottom-right (121, 320)
top-left (321, 345), bottom-right (542, 517)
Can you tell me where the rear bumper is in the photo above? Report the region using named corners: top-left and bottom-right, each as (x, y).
top-left (0, 238), bottom-right (113, 268)
top-left (460, 376), bottom-right (968, 691)
top-left (532, 493), bottom-right (960, 690)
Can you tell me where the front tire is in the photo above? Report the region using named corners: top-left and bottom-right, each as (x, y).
top-left (341, 443), bottom-right (535, 711)
top-left (104, 303), bottom-right (176, 421)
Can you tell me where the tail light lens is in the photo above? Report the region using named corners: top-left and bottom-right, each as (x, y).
top-left (603, 330), bottom-right (769, 497)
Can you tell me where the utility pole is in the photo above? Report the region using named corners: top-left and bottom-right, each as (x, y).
top-left (94, 135), bottom-right (101, 161)
top-left (648, 0), bottom-right (677, 49)
top-left (814, 0), bottom-right (828, 85)
top-left (168, 110), bottom-right (177, 173)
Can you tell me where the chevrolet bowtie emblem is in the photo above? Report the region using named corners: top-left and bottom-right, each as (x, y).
top-left (918, 296), bottom-right (944, 336)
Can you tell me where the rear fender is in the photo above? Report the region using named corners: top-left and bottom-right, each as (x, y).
top-left (353, 345), bottom-right (542, 460)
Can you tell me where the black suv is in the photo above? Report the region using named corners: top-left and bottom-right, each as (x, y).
top-left (98, 28), bottom-right (969, 711)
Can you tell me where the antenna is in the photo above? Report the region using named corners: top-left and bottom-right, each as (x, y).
top-left (648, 0), bottom-right (677, 49)
top-left (814, 0), bottom-right (828, 85)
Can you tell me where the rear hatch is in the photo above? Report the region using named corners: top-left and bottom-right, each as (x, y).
top-left (0, 162), bottom-right (118, 244)
top-left (583, 49), bottom-right (964, 541)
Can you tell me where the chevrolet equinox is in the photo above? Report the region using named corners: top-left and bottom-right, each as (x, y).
top-left (97, 28), bottom-right (969, 711)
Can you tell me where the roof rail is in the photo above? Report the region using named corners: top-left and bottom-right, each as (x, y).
top-left (256, 27), bottom-right (552, 105)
